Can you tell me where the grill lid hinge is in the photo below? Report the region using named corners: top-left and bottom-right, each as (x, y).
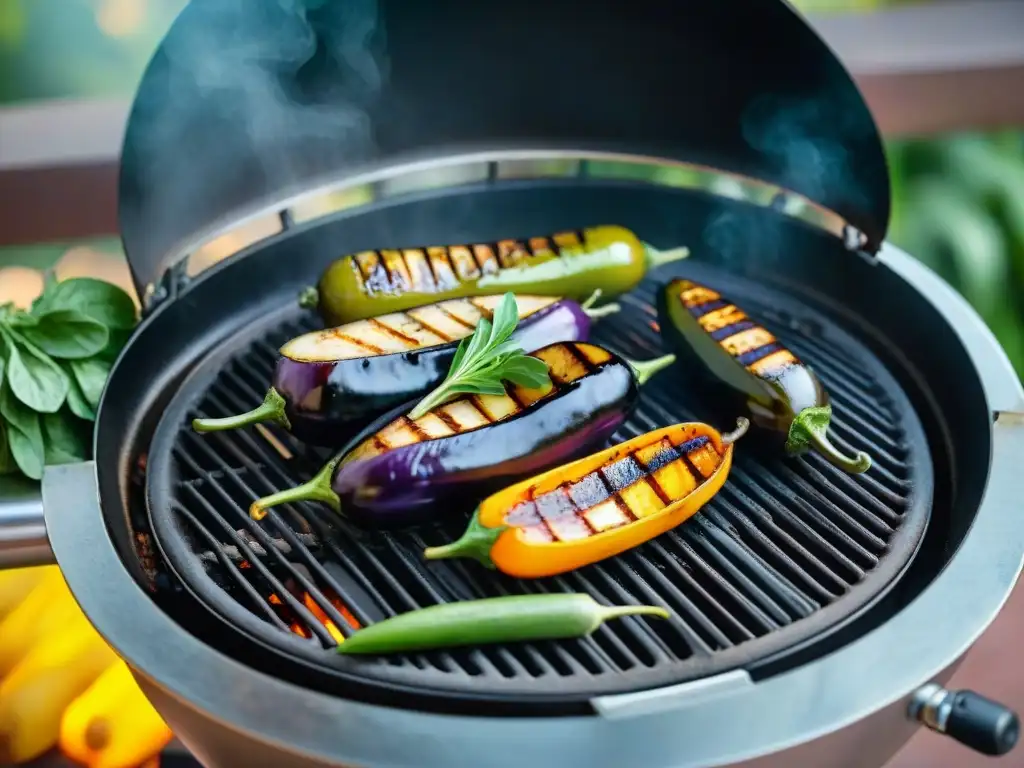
top-left (142, 258), bottom-right (191, 318)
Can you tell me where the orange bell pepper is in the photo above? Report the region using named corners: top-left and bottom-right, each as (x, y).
top-left (424, 418), bottom-right (748, 578)
top-left (60, 660), bottom-right (172, 768)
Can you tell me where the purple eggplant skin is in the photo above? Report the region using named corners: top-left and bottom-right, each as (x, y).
top-left (276, 297), bottom-right (595, 445)
top-left (195, 296), bottom-right (600, 447)
top-left (249, 343), bottom-right (676, 528)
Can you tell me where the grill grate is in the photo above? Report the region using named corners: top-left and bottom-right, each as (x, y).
top-left (147, 262), bottom-right (931, 710)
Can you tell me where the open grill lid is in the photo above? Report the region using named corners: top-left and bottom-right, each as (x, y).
top-left (118, 0), bottom-right (891, 298)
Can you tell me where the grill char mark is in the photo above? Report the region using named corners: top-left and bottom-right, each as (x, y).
top-left (367, 317), bottom-right (419, 348)
top-left (331, 331), bottom-right (384, 356)
top-left (437, 304), bottom-right (476, 330)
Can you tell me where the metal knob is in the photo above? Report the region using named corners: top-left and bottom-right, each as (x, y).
top-left (910, 683), bottom-right (1020, 757)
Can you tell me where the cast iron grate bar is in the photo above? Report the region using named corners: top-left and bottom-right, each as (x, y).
top-left (165, 266), bottom-right (928, 696)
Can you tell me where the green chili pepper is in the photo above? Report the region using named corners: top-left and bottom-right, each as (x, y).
top-left (335, 594), bottom-right (670, 655)
top-left (656, 277), bottom-right (871, 474)
top-left (306, 224), bottom-right (689, 326)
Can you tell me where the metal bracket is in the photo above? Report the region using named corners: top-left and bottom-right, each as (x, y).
top-left (590, 669), bottom-right (753, 720)
top-left (142, 257), bottom-right (191, 318)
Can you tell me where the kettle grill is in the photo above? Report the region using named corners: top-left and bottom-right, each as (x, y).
top-left (2, 1), bottom-right (1024, 766)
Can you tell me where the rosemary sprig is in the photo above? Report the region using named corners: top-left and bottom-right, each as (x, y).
top-left (407, 293), bottom-right (551, 420)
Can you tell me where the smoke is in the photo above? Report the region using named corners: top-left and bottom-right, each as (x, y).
top-left (123, 0), bottom-right (388, 266)
top-left (740, 91), bottom-right (870, 210)
top-left (702, 88), bottom-right (879, 269)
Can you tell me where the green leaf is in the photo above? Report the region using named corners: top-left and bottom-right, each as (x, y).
top-left (41, 410), bottom-right (88, 465)
top-left (31, 271), bottom-right (57, 315)
top-left (447, 335), bottom-right (470, 375)
top-left (499, 355), bottom-right (551, 388)
top-left (489, 293), bottom-right (518, 344)
top-left (0, 423), bottom-right (16, 475)
top-left (5, 310), bottom-right (38, 328)
top-left (97, 327), bottom-right (132, 363)
top-left (43, 277), bottom-right (137, 330)
top-left (1, 330), bottom-right (68, 414)
top-left (0, 382), bottom-right (45, 480)
top-left (19, 309), bottom-right (110, 360)
top-left (68, 357), bottom-right (111, 409)
top-left (406, 292), bottom-right (552, 420)
top-left (444, 380), bottom-right (509, 397)
top-left (64, 367), bottom-right (97, 421)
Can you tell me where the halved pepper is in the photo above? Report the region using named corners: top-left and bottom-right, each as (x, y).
top-left (308, 225), bottom-right (688, 325)
top-left (656, 277), bottom-right (871, 475)
top-left (423, 418), bottom-right (748, 578)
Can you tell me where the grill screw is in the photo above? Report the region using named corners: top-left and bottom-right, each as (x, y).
top-left (909, 683), bottom-right (1020, 756)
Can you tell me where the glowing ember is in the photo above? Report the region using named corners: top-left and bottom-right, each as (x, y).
top-left (302, 593), bottom-right (345, 644)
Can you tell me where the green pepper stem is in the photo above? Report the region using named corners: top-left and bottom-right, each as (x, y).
top-left (249, 456), bottom-right (342, 521)
top-left (422, 510), bottom-right (504, 568)
top-left (643, 243), bottom-right (691, 270)
top-left (627, 353), bottom-right (676, 386)
top-left (722, 417), bottom-right (750, 445)
top-left (192, 388), bottom-right (291, 433)
top-left (298, 286), bottom-right (319, 309)
top-left (578, 288), bottom-right (621, 319)
top-left (786, 405), bottom-right (872, 475)
top-left (582, 302), bottom-right (622, 319)
top-left (580, 288), bottom-right (603, 310)
top-left (598, 605), bottom-right (670, 623)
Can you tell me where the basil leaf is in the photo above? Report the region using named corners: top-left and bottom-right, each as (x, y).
top-left (489, 293), bottom-right (518, 346)
top-left (64, 366), bottom-right (97, 421)
top-left (20, 309), bottom-right (110, 360)
top-left (2, 331), bottom-right (68, 414)
top-left (0, 423), bottom-right (16, 475)
top-left (0, 382), bottom-right (45, 480)
top-left (69, 357), bottom-right (111, 408)
top-left (6, 310), bottom-right (39, 328)
top-left (31, 271), bottom-right (57, 316)
top-left (41, 410), bottom-right (88, 465)
top-left (446, 380), bottom-right (508, 397)
top-left (97, 327), bottom-right (131, 363)
top-left (499, 355), bottom-right (551, 389)
top-left (44, 277), bottom-right (137, 330)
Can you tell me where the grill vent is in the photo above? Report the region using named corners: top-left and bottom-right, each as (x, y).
top-left (151, 264), bottom-right (931, 709)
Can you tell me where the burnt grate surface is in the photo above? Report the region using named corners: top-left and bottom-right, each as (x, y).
top-left (147, 261), bottom-right (932, 712)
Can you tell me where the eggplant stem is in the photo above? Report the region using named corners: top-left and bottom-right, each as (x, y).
top-left (627, 353), bottom-right (676, 386)
top-left (423, 510), bottom-right (504, 568)
top-left (192, 388), bottom-right (290, 433)
top-left (298, 287), bottom-right (319, 310)
top-left (721, 417), bottom-right (750, 445)
top-left (249, 456), bottom-right (342, 521)
top-left (598, 605), bottom-right (670, 623)
top-left (786, 405), bottom-right (872, 474)
top-left (643, 244), bottom-right (690, 270)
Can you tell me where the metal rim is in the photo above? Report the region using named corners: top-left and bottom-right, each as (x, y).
top-left (45, 244), bottom-right (1024, 767)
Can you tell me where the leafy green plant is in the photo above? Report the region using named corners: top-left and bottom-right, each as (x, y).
top-left (887, 133), bottom-right (1024, 375)
top-left (0, 276), bottom-right (137, 480)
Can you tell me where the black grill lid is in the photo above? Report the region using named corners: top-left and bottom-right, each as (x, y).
top-left (118, 0), bottom-right (891, 297)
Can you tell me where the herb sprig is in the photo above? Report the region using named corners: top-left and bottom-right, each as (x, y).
top-left (0, 275), bottom-right (137, 481)
top-left (407, 292), bottom-right (551, 420)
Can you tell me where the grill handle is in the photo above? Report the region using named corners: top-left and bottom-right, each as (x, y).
top-left (0, 476), bottom-right (53, 569)
top-left (910, 683), bottom-right (1021, 756)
